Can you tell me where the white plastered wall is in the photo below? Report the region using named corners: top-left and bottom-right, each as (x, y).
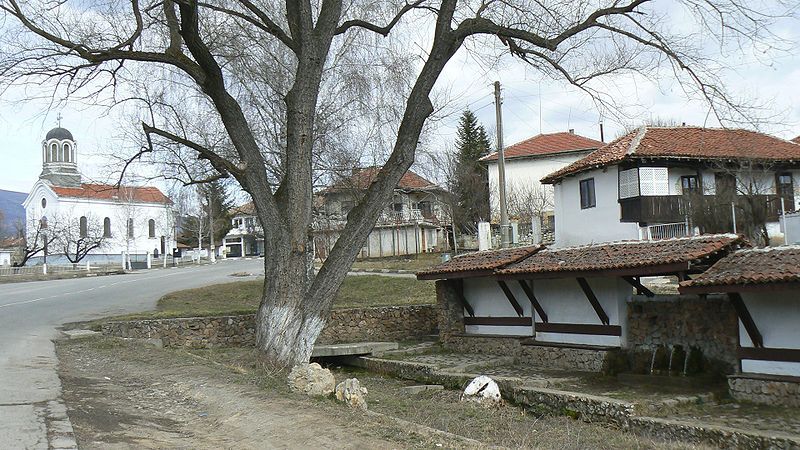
top-left (463, 277), bottom-right (533, 336)
top-left (739, 291), bottom-right (800, 377)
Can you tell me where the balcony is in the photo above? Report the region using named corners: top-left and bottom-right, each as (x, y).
top-left (377, 209), bottom-right (442, 226)
top-left (620, 195), bottom-right (785, 225)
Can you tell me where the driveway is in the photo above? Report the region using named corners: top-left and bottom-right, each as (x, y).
top-left (0, 258), bottom-right (264, 449)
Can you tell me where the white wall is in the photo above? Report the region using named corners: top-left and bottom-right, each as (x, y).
top-left (739, 291), bottom-right (800, 377)
top-left (0, 250), bottom-right (11, 266)
top-left (532, 277), bottom-right (629, 347)
top-left (487, 151), bottom-right (592, 222)
top-left (463, 277), bottom-right (533, 336)
top-left (553, 166), bottom-right (639, 247)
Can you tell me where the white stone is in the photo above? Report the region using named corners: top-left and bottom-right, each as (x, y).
top-left (334, 378), bottom-right (368, 410)
top-left (461, 375), bottom-right (502, 406)
top-left (287, 363), bottom-right (335, 397)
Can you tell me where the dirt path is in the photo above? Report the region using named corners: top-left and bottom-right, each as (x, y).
top-left (56, 338), bottom-right (446, 449)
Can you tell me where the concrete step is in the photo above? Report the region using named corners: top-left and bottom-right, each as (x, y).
top-left (312, 341), bottom-right (399, 358)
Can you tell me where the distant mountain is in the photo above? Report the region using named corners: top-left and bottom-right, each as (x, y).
top-left (0, 189), bottom-right (26, 237)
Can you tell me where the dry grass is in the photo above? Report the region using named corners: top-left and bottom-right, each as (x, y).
top-left (349, 252), bottom-right (443, 272)
top-left (98, 275), bottom-right (435, 322)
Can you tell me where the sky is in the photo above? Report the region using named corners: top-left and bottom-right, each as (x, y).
top-left (0, 3), bottom-right (798, 195)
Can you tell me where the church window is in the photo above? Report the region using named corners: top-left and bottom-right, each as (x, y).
top-left (64, 143), bottom-right (71, 162)
top-left (40, 216), bottom-right (48, 229)
top-left (127, 218), bottom-right (134, 238)
top-left (148, 219), bottom-right (156, 238)
top-left (103, 218), bottom-right (111, 237)
top-left (79, 216), bottom-right (87, 238)
top-left (41, 198), bottom-right (47, 209)
top-left (50, 143), bottom-right (57, 162)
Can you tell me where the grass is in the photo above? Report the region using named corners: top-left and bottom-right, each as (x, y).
top-left (100, 275), bottom-right (435, 322)
top-left (349, 252), bottom-right (444, 272)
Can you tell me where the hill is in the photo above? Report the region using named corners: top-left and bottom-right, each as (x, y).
top-left (0, 189), bottom-right (26, 237)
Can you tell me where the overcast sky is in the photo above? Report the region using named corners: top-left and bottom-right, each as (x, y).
top-left (0, 6), bottom-right (798, 195)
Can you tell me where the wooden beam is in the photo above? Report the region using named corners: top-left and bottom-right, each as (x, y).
top-left (729, 292), bottom-right (763, 348)
top-left (622, 276), bottom-right (655, 297)
top-left (738, 346), bottom-right (800, 363)
top-left (453, 279), bottom-right (475, 318)
top-left (497, 280), bottom-right (524, 317)
top-left (576, 278), bottom-right (610, 325)
top-left (464, 316), bottom-right (531, 326)
top-left (517, 280), bottom-right (548, 323)
top-left (534, 322), bottom-right (622, 336)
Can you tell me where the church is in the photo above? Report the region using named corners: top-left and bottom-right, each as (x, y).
top-left (22, 125), bottom-right (175, 264)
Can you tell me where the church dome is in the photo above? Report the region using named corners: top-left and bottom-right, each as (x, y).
top-left (45, 127), bottom-right (74, 141)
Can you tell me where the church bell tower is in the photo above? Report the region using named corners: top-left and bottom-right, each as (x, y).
top-left (40, 117), bottom-right (81, 187)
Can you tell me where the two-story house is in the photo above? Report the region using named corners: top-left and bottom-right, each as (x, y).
top-left (480, 131), bottom-right (603, 242)
top-left (541, 127), bottom-right (800, 247)
top-left (314, 167), bottom-right (449, 259)
top-left (222, 202), bottom-right (263, 257)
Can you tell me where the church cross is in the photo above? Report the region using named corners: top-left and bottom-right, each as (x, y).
top-left (56, 112), bottom-right (62, 127)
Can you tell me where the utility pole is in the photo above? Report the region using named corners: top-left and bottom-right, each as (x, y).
top-left (208, 192), bottom-right (216, 263)
top-left (494, 81), bottom-right (511, 248)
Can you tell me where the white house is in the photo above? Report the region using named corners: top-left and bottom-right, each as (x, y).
top-left (542, 127), bottom-right (800, 247)
top-left (222, 202), bottom-right (264, 257)
top-left (314, 167), bottom-right (450, 259)
top-left (22, 126), bottom-right (175, 264)
top-left (481, 131), bottom-right (602, 241)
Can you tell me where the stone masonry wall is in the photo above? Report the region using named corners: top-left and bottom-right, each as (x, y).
top-left (728, 375), bottom-right (800, 408)
top-left (627, 294), bottom-right (738, 372)
top-left (102, 304), bottom-right (437, 348)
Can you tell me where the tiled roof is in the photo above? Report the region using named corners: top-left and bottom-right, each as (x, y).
top-left (480, 132), bottom-right (602, 162)
top-left (793, 135), bottom-right (800, 144)
top-left (416, 246), bottom-right (542, 279)
top-left (0, 236), bottom-right (23, 249)
top-left (416, 234), bottom-right (743, 279)
top-left (679, 246), bottom-right (800, 292)
top-left (542, 127), bottom-right (800, 183)
top-left (232, 201), bottom-right (255, 216)
top-left (52, 183), bottom-right (172, 205)
top-left (324, 167), bottom-right (439, 193)
top-left (498, 234), bottom-right (742, 276)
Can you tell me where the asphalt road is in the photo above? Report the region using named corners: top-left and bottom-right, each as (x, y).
top-left (0, 258), bottom-right (264, 449)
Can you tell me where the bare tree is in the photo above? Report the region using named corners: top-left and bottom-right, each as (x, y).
top-left (12, 216), bottom-right (59, 267)
top-left (57, 213), bottom-right (107, 264)
top-left (0, 0), bottom-right (793, 366)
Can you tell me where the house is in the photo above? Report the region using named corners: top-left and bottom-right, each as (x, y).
top-left (0, 237), bottom-right (21, 266)
top-left (481, 131), bottom-right (603, 241)
top-left (314, 167), bottom-right (449, 259)
top-left (222, 202), bottom-right (263, 257)
top-left (22, 126), bottom-right (175, 264)
top-left (417, 234), bottom-right (743, 371)
top-left (542, 127), bottom-right (800, 247)
top-left (680, 247), bottom-right (800, 407)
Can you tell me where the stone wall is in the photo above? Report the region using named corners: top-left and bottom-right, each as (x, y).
top-left (728, 374), bottom-right (800, 408)
top-left (627, 294), bottom-right (738, 373)
top-left (436, 279), bottom-right (465, 342)
top-left (102, 304), bottom-right (437, 348)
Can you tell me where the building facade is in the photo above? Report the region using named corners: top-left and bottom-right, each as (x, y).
top-left (22, 126), bottom-right (175, 264)
top-left (542, 127), bottom-right (800, 247)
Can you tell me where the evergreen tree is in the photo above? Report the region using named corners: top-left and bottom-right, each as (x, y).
top-left (451, 110), bottom-right (491, 232)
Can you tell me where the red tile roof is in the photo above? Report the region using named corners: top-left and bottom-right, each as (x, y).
top-left (793, 136), bottom-right (800, 144)
top-left (679, 246), bottom-right (800, 293)
top-left (416, 246), bottom-right (542, 279)
top-left (416, 234), bottom-right (744, 279)
top-left (542, 127), bottom-right (800, 183)
top-left (480, 132), bottom-right (602, 162)
top-left (498, 235), bottom-right (743, 277)
top-left (324, 167), bottom-right (439, 193)
top-left (52, 183), bottom-right (172, 205)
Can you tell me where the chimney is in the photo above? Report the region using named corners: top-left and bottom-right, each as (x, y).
top-left (568, 129), bottom-right (574, 134)
top-left (599, 122), bottom-right (605, 143)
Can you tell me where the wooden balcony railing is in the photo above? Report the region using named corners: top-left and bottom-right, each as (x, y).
top-left (620, 194), bottom-right (784, 224)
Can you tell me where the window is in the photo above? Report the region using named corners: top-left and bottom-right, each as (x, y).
top-left (63, 143), bottom-right (71, 162)
top-left (776, 172), bottom-right (795, 210)
top-left (681, 175), bottom-right (699, 195)
top-left (618, 168), bottom-right (639, 199)
top-left (638, 167), bottom-right (669, 196)
top-left (393, 202), bottom-right (404, 212)
top-left (127, 218), bottom-right (134, 238)
top-left (103, 217), bottom-right (111, 237)
top-left (49, 143), bottom-right (57, 162)
top-left (40, 216), bottom-right (48, 229)
top-left (148, 219), bottom-right (156, 238)
top-left (579, 178), bottom-right (596, 209)
top-left (41, 198), bottom-right (47, 209)
top-left (79, 216), bottom-right (87, 238)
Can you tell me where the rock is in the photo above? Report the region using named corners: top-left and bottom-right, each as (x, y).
top-left (287, 363), bottom-right (335, 397)
top-left (334, 378), bottom-right (368, 410)
top-left (461, 375), bottom-right (501, 406)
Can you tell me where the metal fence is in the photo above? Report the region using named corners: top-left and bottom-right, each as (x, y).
top-left (645, 222), bottom-right (692, 240)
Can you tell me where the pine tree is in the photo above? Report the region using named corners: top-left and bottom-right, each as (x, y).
top-left (452, 110), bottom-right (491, 232)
